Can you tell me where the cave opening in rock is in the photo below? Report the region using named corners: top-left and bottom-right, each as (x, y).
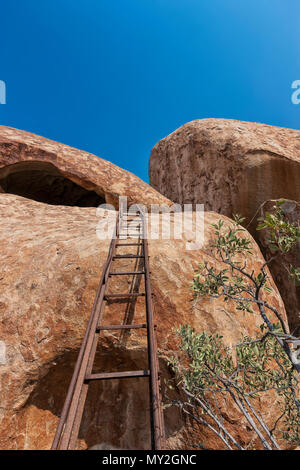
top-left (0, 161), bottom-right (105, 207)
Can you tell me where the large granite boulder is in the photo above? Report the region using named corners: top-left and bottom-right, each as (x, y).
top-left (0, 193), bottom-right (287, 450)
top-left (149, 119), bottom-right (300, 234)
top-left (0, 125), bottom-right (169, 209)
top-left (0, 126), bottom-right (290, 450)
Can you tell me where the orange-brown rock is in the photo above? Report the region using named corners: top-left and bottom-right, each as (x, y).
top-left (0, 192), bottom-right (288, 450)
top-left (149, 119), bottom-right (300, 233)
top-left (0, 125), bottom-right (169, 209)
top-left (257, 199), bottom-right (300, 332)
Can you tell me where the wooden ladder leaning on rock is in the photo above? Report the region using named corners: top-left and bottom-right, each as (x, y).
top-left (51, 207), bottom-right (164, 450)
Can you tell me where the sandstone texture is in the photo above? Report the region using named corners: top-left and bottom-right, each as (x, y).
top-left (257, 199), bottom-right (300, 333)
top-left (0, 193), bottom-right (287, 450)
top-left (0, 125), bottom-right (170, 209)
top-left (149, 119), bottom-right (300, 233)
top-left (0, 125), bottom-right (292, 450)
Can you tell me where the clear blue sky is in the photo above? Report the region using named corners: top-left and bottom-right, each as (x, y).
top-left (0, 0), bottom-right (300, 182)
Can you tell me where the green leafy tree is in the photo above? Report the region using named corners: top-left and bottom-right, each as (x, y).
top-left (167, 202), bottom-right (300, 450)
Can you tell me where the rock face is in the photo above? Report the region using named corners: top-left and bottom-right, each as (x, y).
top-left (0, 192), bottom-right (288, 450)
top-left (0, 125), bottom-right (292, 450)
top-left (257, 199), bottom-right (300, 333)
top-left (149, 119), bottom-right (300, 234)
top-left (0, 125), bottom-right (169, 209)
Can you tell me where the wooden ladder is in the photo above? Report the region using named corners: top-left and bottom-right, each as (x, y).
top-left (51, 208), bottom-right (164, 450)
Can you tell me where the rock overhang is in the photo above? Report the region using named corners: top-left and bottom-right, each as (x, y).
top-left (0, 125), bottom-right (171, 209)
top-left (149, 118), bottom-right (300, 233)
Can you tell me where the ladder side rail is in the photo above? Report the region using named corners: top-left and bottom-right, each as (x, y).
top-left (60, 216), bottom-right (119, 449)
top-left (142, 211), bottom-right (164, 450)
top-left (152, 301), bottom-right (166, 445)
top-left (51, 261), bottom-right (109, 449)
top-left (67, 316), bottom-right (103, 450)
top-left (51, 214), bottom-right (118, 450)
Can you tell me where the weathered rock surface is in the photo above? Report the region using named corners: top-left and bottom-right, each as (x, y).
top-left (149, 119), bottom-right (300, 233)
top-left (0, 125), bottom-right (169, 209)
top-left (257, 199), bottom-right (300, 333)
top-left (0, 194), bottom-right (288, 450)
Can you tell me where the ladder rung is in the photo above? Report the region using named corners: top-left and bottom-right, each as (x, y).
top-left (113, 255), bottom-right (144, 259)
top-left (109, 271), bottom-right (145, 276)
top-left (119, 230), bottom-right (141, 232)
top-left (97, 323), bottom-right (147, 330)
top-left (119, 236), bottom-right (141, 238)
top-left (85, 370), bottom-right (150, 381)
top-left (104, 293), bottom-right (145, 299)
top-left (121, 215), bottom-right (142, 218)
top-left (119, 233), bottom-right (141, 236)
top-left (116, 243), bottom-right (143, 246)
top-left (121, 223), bottom-right (142, 226)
